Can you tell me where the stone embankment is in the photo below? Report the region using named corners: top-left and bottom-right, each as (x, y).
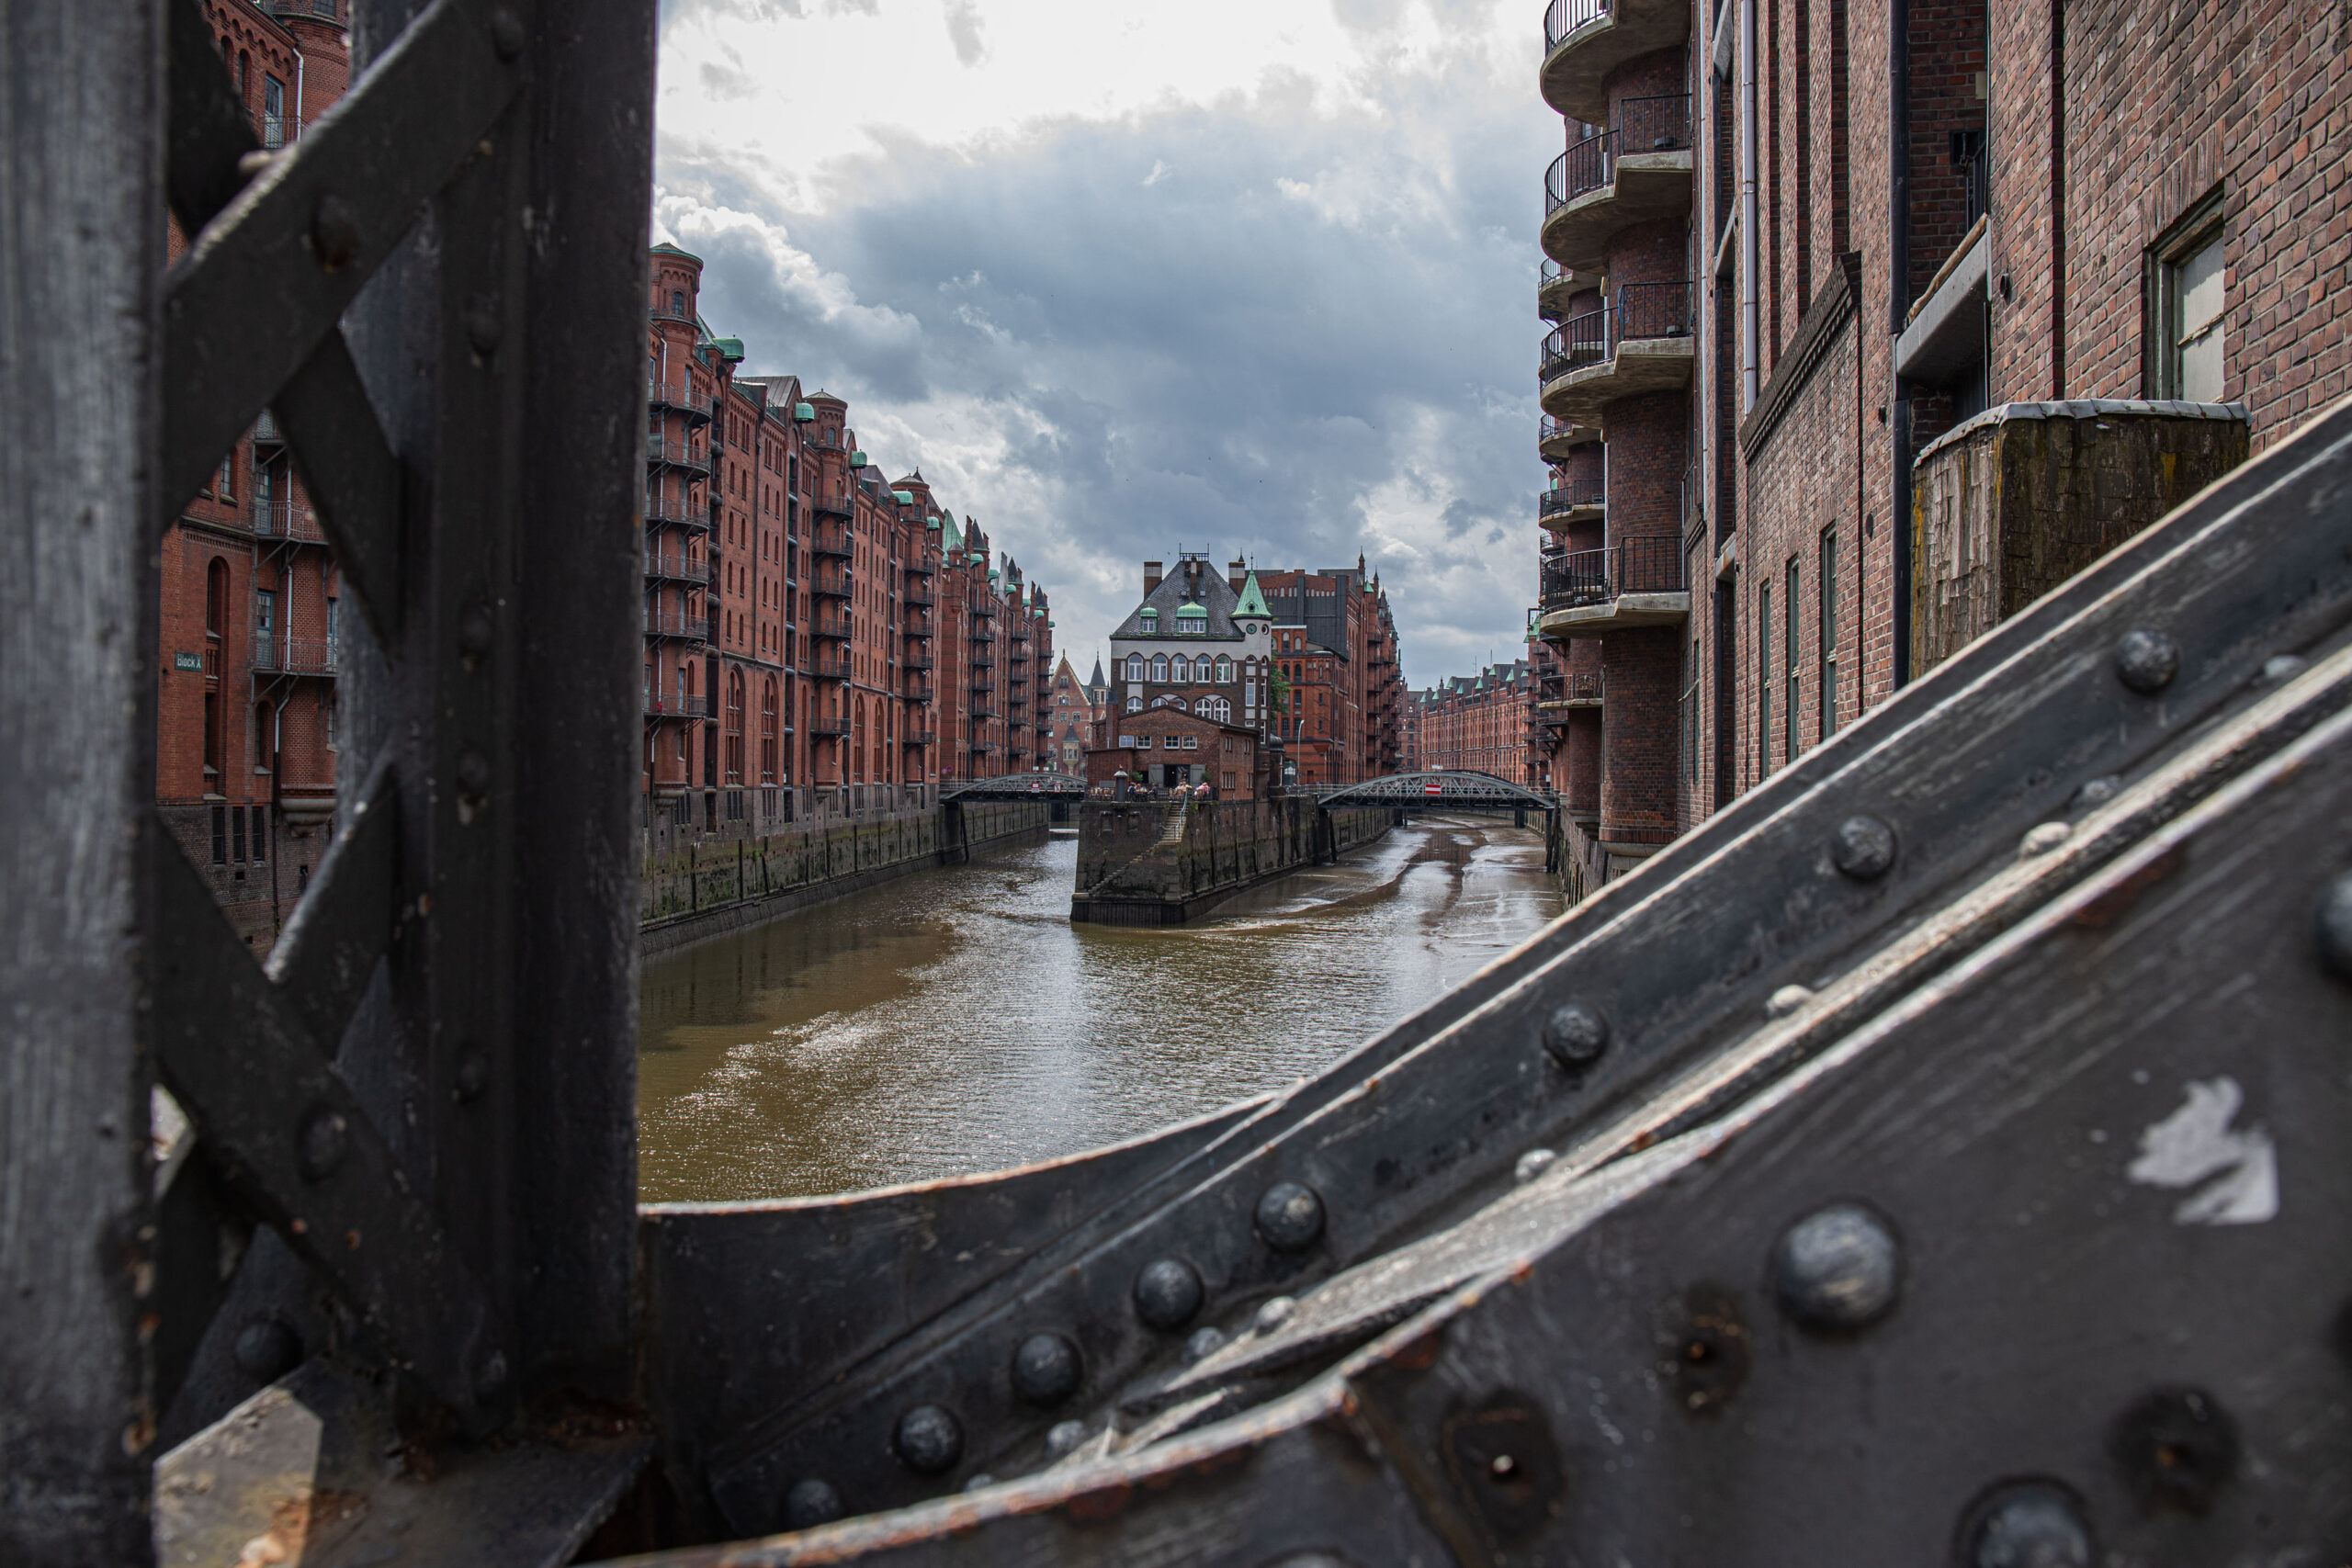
top-left (1069, 797), bottom-right (1393, 925)
top-left (642, 796), bottom-right (1048, 955)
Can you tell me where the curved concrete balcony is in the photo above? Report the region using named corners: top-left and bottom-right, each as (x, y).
top-left (1538, 486), bottom-right (1604, 531)
top-left (1539, 414), bottom-right (1599, 461)
top-left (1537, 537), bottom-right (1689, 637)
top-left (1538, 260), bottom-right (1578, 323)
top-left (1540, 99), bottom-right (1694, 275)
top-left (1540, 0), bottom-right (1693, 127)
top-left (1539, 282), bottom-right (1695, 427)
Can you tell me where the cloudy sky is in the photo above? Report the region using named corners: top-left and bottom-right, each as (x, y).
top-left (652, 0), bottom-right (1559, 687)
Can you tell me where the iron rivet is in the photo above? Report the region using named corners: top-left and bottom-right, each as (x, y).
top-left (2259, 652), bottom-right (2308, 682)
top-left (2068, 774), bottom-right (2121, 811)
top-left (1254, 1180), bottom-right (1325, 1252)
top-left (310, 193), bottom-right (359, 273)
top-left (1829, 815), bottom-right (1896, 880)
top-left (2018, 821), bottom-right (2074, 859)
top-left (488, 5), bottom-right (526, 59)
top-left (1962, 1480), bottom-right (2094, 1568)
top-left (1182, 1325), bottom-right (1227, 1364)
top-left (453, 1044), bottom-right (490, 1103)
top-left (1514, 1148), bottom-right (1557, 1184)
top-left (2109, 1386), bottom-right (2238, 1513)
top-left (1043, 1418), bottom-right (1087, 1459)
top-left (2314, 872), bottom-right (2352, 983)
top-left (1010, 1331), bottom-right (1080, 1407)
top-left (1772, 1201), bottom-right (1901, 1331)
top-left (782, 1477), bottom-right (842, 1529)
top-left (1488, 1453), bottom-right (1518, 1479)
top-left (297, 1106), bottom-right (348, 1181)
top-left (1254, 1295), bottom-right (1296, 1335)
top-left (1765, 984), bottom-right (1814, 1019)
top-left (1541, 999), bottom-right (1609, 1069)
top-left (458, 602), bottom-right (494, 662)
top-left (232, 1317), bottom-right (301, 1382)
top-left (961, 1472), bottom-right (997, 1493)
top-left (891, 1404), bottom-right (962, 1475)
top-left (462, 295), bottom-right (502, 357)
top-left (2115, 627), bottom-right (2180, 694)
top-left (1132, 1258), bottom-right (1204, 1331)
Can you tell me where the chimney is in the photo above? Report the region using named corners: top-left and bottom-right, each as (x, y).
top-left (1229, 558), bottom-right (1247, 593)
top-left (1143, 560), bottom-right (1162, 596)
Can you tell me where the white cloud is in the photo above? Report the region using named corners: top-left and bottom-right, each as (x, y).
top-left (654, 0), bottom-right (1555, 686)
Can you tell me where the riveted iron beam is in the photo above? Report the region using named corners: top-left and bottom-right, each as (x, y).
top-left (261, 758), bottom-right (401, 1053)
top-left (160, 0), bottom-right (532, 516)
top-left (147, 817), bottom-right (504, 1416)
top-left (676, 398), bottom-right (2352, 1531)
top-left (273, 329), bottom-right (408, 642)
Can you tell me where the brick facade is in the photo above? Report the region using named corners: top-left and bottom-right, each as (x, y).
top-left (1412, 661), bottom-right (1540, 784)
top-left (1532, 0), bottom-right (2348, 895)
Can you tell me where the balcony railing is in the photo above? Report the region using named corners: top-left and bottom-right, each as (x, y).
top-left (264, 0), bottom-right (344, 18)
top-left (1541, 310), bottom-right (1609, 383)
top-left (647, 377), bottom-right (714, 421)
top-left (252, 499), bottom-right (325, 542)
top-left (252, 633), bottom-right (337, 675)
top-left (808, 657), bottom-right (852, 680)
top-left (643, 548), bottom-right (713, 584)
top-left (903, 677), bottom-right (934, 703)
top-left (642, 607), bottom-right (710, 640)
top-left (642, 692), bottom-right (708, 718)
top-left (904, 587), bottom-right (936, 607)
top-left (1546, 96), bottom-right (1690, 212)
top-left (810, 530), bottom-right (852, 559)
top-left (1541, 536), bottom-right (1688, 610)
top-left (1617, 279), bottom-right (1694, 341)
top-left (809, 570), bottom-right (853, 599)
top-left (806, 716), bottom-right (852, 737)
top-left (252, 408), bottom-right (284, 446)
top-left (1544, 0), bottom-right (1609, 48)
top-left (645, 491), bottom-right (707, 528)
top-left (902, 729), bottom-right (936, 748)
top-left (810, 615), bottom-right (851, 640)
top-left (1538, 489), bottom-right (1600, 523)
top-left (647, 434), bottom-right (710, 473)
top-left (970, 674), bottom-right (998, 693)
top-left (902, 654), bottom-right (934, 671)
top-left (970, 702), bottom-right (1001, 719)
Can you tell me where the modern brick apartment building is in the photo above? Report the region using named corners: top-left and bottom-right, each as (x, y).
top-left (1530, 0), bottom-right (2350, 886)
top-left (156, 0), bottom-right (354, 951)
top-left (641, 249), bottom-right (1055, 837)
top-left (1412, 661), bottom-right (1541, 784)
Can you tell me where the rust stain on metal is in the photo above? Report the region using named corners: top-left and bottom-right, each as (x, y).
top-left (232, 1488), bottom-right (368, 1566)
top-left (2071, 844), bottom-right (2187, 929)
top-left (1061, 1481), bottom-right (1134, 1521)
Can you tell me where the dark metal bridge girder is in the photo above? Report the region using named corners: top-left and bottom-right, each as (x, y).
top-left (939, 772), bottom-right (1090, 802)
top-left (1316, 770), bottom-right (1558, 811)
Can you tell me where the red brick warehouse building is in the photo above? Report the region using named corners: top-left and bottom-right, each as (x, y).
top-left (1529, 0), bottom-right (2349, 890)
top-left (155, 0), bottom-right (354, 951)
top-left (644, 244), bottom-right (1056, 830)
top-left (1412, 660), bottom-right (1542, 784)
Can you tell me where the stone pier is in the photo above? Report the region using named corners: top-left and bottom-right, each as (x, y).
top-left (1069, 797), bottom-right (1392, 925)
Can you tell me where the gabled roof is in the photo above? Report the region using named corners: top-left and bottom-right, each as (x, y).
top-left (1110, 559), bottom-right (1249, 641)
top-left (1233, 569), bottom-right (1271, 620)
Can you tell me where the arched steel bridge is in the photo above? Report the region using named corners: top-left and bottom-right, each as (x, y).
top-left (939, 771), bottom-right (1091, 802)
top-left (1316, 769), bottom-right (1558, 811)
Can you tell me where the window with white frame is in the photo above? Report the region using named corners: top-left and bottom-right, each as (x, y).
top-left (1194, 695), bottom-right (1230, 722)
top-left (2151, 201), bottom-right (2225, 402)
top-left (1215, 655), bottom-right (1233, 683)
top-left (1150, 654), bottom-right (1169, 682)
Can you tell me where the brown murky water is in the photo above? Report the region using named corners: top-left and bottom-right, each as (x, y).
top-left (635, 816), bottom-right (1564, 1202)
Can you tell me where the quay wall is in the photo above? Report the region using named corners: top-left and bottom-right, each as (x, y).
top-left (641, 797), bottom-right (1049, 956)
top-left (1070, 798), bottom-right (1393, 926)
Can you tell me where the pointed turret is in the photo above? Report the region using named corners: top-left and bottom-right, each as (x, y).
top-left (1233, 569), bottom-right (1272, 623)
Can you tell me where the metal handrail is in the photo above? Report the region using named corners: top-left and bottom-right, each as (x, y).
top-left (644, 493), bottom-right (707, 528)
top-left (642, 549), bottom-right (713, 583)
top-left (252, 499), bottom-right (325, 542)
top-left (1544, 0), bottom-right (1609, 48)
top-left (1541, 536), bottom-right (1688, 611)
top-left (1541, 310), bottom-right (1609, 383)
top-left (252, 633), bottom-right (337, 675)
top-left (642, 692), bottom-right (708, 718)
top-left (1618, 94), bottom-right (1690, 154)
top-left (1618, 279), bottom-right (1694, 340)
top-left (647, 434), bottom-right (709, 471)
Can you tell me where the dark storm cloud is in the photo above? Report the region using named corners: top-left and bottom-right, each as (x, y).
top-left (660, 61), bottom-right (1555, 683)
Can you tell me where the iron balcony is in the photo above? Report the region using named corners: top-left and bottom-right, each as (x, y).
top-left (641, 692), bottom-right (708, 718)
top-left (643, 548), bottom-right (713, 585)
top-left (252, 499), bottom-right (326, 543)
top-left (1537, 535), bottom-right (1690, 634)
top-left (1542, 0), bottom-right (1692, 126)
top-left (647, 376), bottom-right (715, 424)
top-left (1541, 280), bottom-right (1697, 424)
top-left (250, 633), bottom-right (337, 676)
top-left (646, 434), bottom-right (711, 475)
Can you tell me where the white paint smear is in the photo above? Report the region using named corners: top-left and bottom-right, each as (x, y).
top-left (2125, 1077), bottom-right (2279, 1225)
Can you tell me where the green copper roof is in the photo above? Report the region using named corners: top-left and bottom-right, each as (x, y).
top-left (1174, 603), bottom-right (1208, 618)
top-left (712, 337), bottom-right (744, 362)
top-left (892, 490), bottom-right (914, 504)
top-left (793, 402), bottom-right (815, 421)
top-left (849, 450), bottom-right (868, 468)
top-left (926, 516), bottom-right (942, 530)
top-left (1233, 569), bottom-right (1271, 619)
top-left (943, 517), bottom-right (963, 549)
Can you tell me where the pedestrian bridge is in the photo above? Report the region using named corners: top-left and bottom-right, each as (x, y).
top-left (1315, 769), bottom-right (1557, 811)
top-left (939, 771), bottom-right (1090, 802)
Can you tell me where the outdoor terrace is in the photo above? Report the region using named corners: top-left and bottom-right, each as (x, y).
top-left (1540, 0), bottom-right (1692, 126)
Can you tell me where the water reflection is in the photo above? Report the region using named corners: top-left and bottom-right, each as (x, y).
top-left (636, 816), bottom-right (1563, 1202)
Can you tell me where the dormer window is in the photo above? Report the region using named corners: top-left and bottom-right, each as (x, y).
top-left (1138, 610), bottom-right (1158, 634)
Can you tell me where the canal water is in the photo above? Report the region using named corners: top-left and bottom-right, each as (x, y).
top-left (636, 816), bottom-right (1565, 1203)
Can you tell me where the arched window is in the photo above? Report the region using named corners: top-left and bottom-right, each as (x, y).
top-left (760, 677), bottom-right (778, 784)
top-left (671, 289), bottom-right (685, 317)
top-left (1152, 694), bottom-right (1180, 708)
top-left (1215, 655), bottom-right (1233, 683)
top-left (854, 695), bottom-right (866, 782)
top-left (1169, 655), bottom-right (1189, 684)
top-left (1125, 695), bottom-right (1142, 714)
top-left (1150, 654), bottom-right (1169, 683)
top-left (725, 670), bottom-right (745, 784)
top-left (1125, 654), bottom-right (1145, 683)
top-left (1194, 695), bottom-right (1230, 722)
